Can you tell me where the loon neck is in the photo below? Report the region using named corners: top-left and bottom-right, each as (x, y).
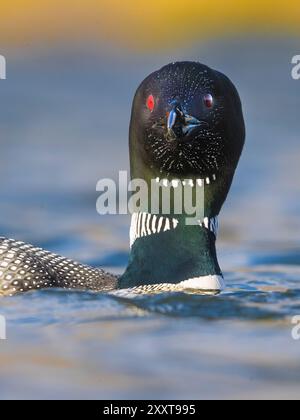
top-left (119, 212), bottom-right (223, 290)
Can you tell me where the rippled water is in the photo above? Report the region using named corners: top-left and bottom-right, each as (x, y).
top-left (0, 38), bottom-right (300, 399)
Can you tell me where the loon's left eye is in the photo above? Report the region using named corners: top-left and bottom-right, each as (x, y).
top-left (204, 94), bottom-right (213, 108)
top-left (146, 94), bottom-right (155, 112)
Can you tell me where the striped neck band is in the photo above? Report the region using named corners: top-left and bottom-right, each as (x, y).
top-left (130, 212), bottom-right (219, 248)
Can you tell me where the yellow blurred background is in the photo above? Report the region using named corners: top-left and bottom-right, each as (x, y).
top-left (1, 0), bottom-right (300, 50)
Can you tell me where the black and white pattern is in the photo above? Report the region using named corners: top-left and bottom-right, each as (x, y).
top-left (0, 214), bottom-right (219, 296)
top-left (130, 213), bottom-right (179, 247)
top-left (200, 217), bottom-right (219, 237)
top-left (0, 238), bottom-right (118, 296)
top-left (130, 212), bottom-right (219, 247)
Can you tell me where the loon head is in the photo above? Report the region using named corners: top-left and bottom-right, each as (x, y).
top-left (120, 62), bottom-right (245, 293)
top-left (129, 61), bottom-right (245, 217)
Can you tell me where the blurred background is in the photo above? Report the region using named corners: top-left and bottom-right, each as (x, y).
top-left (0, 0), bottom-right (300, 400)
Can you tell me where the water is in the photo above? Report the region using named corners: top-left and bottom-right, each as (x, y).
top-left (0, 38), bottom-right (300, 399)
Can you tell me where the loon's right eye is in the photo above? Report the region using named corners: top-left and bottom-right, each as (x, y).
top-left (146, 94), bottom-right (155, 112)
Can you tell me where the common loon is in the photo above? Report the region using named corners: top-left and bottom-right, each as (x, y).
top-left (0, 62), bottom-right (245, 297)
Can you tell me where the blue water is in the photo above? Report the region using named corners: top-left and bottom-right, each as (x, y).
top-left (0, 38), bottom-right (300, 399)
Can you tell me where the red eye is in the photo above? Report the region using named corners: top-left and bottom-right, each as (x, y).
top-left (204, 93), bottom-right (213, 108)
top-left (146, 94), bottom-right (155, 112)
